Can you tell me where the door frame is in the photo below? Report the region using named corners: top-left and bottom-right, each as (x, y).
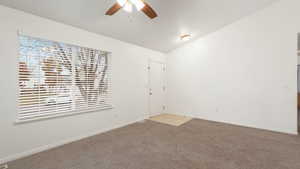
top-left (147, 59), bottom-right (166, 118)
top-left (298, 65), bottom-right (300, 134)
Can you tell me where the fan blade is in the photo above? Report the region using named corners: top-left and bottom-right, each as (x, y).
top-left (105, 3), bottom-right (122, 15)
top-left (141, 2), bottom-right (157, 19)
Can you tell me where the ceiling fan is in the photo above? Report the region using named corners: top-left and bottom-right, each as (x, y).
top-left (105, 0), bottom-right (158, 19)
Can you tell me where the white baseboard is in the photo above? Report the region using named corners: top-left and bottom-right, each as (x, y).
top-left (0, 116), bottom-right (147, 164)
top-left (166, 112), bottom-right (298, 135)
top-left (187, 113), bottom-right (298, 135)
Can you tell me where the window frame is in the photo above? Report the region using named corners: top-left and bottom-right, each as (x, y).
top-left (16, 34), bottom-right (113, 123)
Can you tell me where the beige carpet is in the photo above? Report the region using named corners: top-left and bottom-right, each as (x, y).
top-left (6, 119), bottom-right (300, 169)
top-left (149, 114), bottom-right (192, 126)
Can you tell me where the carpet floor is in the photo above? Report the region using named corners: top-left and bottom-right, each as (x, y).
top-left (7, 119), bottom-right (300, 169)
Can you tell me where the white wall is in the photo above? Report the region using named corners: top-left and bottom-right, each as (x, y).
top-left (167, 0), bottom-right (299, 135)
top-left (0, 5), bottom-right (165, 162)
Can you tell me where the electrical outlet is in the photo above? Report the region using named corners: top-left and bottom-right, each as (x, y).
top-left (0, 164), bottom-right (8, 169)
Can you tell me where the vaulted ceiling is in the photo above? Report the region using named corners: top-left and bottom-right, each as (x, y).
top-left (0, 0), bottom-right (277, 52)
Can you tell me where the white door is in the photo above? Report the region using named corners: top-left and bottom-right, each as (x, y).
top-left (149, 61), bottom-right (166, 117)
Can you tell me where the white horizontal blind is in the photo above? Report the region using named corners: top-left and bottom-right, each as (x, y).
top-left (18, 35), bottom-right (112, 122)
top-left (74, 46), bottom-right (112, 111)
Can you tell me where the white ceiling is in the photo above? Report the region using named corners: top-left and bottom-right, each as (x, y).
top-left (0, 0), bottom-right (277, 52)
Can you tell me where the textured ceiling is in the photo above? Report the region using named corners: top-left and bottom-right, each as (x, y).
top-left (0, 0), bottom-right (277, 52)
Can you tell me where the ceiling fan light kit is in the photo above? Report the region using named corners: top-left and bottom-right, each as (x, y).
top-left (117, 0), bottom-right (127, 6)
top-left (123, 1), bottom-right (133, 12)
top-left (180, 34), bottom-right (192, 41)
top-left (106, 0), bottom-right (157, 19)
top-left (130, 0), bottom-right (145, 11)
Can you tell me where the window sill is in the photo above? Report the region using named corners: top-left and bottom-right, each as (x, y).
top-left (15, 106), bottom-right (114, 124)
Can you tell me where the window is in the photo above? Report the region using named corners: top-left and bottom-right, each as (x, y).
top-left (18, 35), bottom-right (112, 122)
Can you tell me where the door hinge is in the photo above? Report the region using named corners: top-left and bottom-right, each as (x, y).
top-left (0, 164), bottom-right (8, 169)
